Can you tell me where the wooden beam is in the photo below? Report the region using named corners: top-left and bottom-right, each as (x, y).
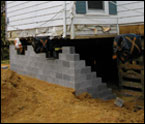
top-left (141, 70), bottom-right (144, 96)
top-left (120, 63), bottom-right (144, 70)
top-left (121, 89), bottom-right (143, 97)
top-left (121, 81), bottom-right (142, 89)
top-left (75, 34), bottom-right (117, 39)
top-left (120, 25), bottom-right (144, 36)
top-left (120, 69), bottom-right (142, 80)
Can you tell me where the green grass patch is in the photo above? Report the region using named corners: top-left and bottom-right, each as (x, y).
top-left (1, 60), bottom-right (10, 64)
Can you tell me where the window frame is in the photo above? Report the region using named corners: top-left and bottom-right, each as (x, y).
top-left (86, 1), bottom-right (109, 15)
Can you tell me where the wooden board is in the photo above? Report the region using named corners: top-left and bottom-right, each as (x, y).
top-left (120, 25), bottom-right (144, 36)
top-left (122, 81), bottom-right (142, 89)
top-left (120, 63), bottom-right (144, 70)
top-left (118, 54), bottom-right (144, 97)
top-left (75, 34), bottom-right (117, 39)
top-left (121, 89), bottom-right (143, 97)
top-left (141, 70), bottom-right (144, 96)
top-left (120, 69), bottom-right (142, 80)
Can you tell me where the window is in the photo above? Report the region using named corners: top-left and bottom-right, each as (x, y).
top-left (86, 1), bottom-right (109, 15)
top-left (88, 1), bottom-right (104, 10)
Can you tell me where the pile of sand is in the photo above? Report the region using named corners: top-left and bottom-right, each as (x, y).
top-left (1, 67), bottom-right (144, 123)
top-left (1, 69), bottom-right (43, 121)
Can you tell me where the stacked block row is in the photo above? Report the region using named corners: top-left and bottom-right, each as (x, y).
top-left (10, 45), bottom-right (116, 100)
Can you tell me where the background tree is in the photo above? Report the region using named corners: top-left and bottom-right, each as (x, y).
top-left (1, 1), bottom-right (9, 60)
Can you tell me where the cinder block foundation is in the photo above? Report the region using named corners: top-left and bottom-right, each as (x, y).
top-left (10, 45), bottom-right (116, 100)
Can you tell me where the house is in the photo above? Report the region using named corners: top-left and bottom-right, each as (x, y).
top-left (6, 1), bottom-right (144, 99)
top-left (6, 1), bottom-right (144, 40)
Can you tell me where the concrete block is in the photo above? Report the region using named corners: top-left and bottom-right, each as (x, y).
top-left (48, 71), bottom-right (55, 78)
top-left (17, 60), bottom-right (27, 67)
top-left (75, 80), bottom-right (92, 90)
top-left (61, 80), bottom-right (75, 88)
top-left (63, 60), bottom-right (86, 69)
top-left (25, 66), bottom-right (39, 73)
top-left (62, 67), bottom-right (75, 75)
top-left (91, 72), bottom-right (97, 78)
top-left (66, 54), bottom-right (80, 61)
top-left (92, 77), bottom-right (102, 83)
top-left (59, 54), bottom-right (80, 61)
top-left (56, 72), bottom-right (62, 79)
top-left (37, 74), bottom-right (48, 81)
top-left (75, 74), bottom-right (87, 82)
top-left (94, 83), bottom-right (107, 91)
top-left (114, 97), bottom-right (124, 107)
top-left (62, 60), bottom-right (70, 68)
top-left (27, 46), bottom-right (34, 51)
top-left (86, 74), bottom-right (93, 80)
top-left (25, 50), bottom-right (29, 55)
top-left (59, 54), bottom-right (66, 60)
top-left (30, 55), bottom-right (47, 61)
top-left (80, 66), bottom-right (91, 74)
top-left (62, 74), bottom-right (74, 81)
top-left (62, 47), bottom-right (75, 54)
top-left (25, 71), bottom-right (34, 77)
top-left (97, 77), bottom-right (102, 82)
top-left (97, 88), bottom-right (113, 98)
top-left (36, 53), bottom-right (46, 58)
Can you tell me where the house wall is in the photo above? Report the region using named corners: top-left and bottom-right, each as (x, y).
top-left (6, 1), bottom-right (118, 39)
top-left (72, 1), bottom-right (118, 39)
top-left (6, 1), bottom-right (73, 38)
top-left (6, 1), bottom-right (144, 39)
top-left (117, 1), bottom-right (144, 25)
top-left (117, 1), bottom-right (144, 35)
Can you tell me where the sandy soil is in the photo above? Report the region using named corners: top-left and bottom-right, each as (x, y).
top-left (1, 65), bottom-right (144, 123)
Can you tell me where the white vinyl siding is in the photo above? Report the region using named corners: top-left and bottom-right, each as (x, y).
top-left (6, 1), bottom-right (144, 39)
top-left (117, 1), bottom-right (144, 25)
top-left (6, 1), bottom-right (72, 31)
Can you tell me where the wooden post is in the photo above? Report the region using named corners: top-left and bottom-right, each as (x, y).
top-left (141, 70), bottom-right (144, 96)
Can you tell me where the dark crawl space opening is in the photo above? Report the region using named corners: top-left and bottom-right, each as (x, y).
top-left (59, 38), bottom-right (120, 89)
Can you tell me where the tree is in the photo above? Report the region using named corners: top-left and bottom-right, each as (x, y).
top-left (1, 1), bottom-right (9, 60)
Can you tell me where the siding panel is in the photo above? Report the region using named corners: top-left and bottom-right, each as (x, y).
top-left (6, 1), bottom-right (73, 31)
top-left (117, 1), bottom-right (144, 25)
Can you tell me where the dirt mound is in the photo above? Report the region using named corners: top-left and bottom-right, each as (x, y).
top-left (1, 69), bottom-right (43, 121)
top-left (1, 67), bottom-right (144, 123)
top-left (76, 92), bottom-right (92, 100)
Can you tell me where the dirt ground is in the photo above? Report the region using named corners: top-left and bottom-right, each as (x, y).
top-left (1, 64), bottom-right (144, 123)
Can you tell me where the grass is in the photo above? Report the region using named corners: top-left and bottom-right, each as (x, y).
top-left (1, 60), bottom-right (10, 64)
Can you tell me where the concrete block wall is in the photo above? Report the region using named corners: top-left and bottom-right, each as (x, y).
top-left (10, 45), bottom-right (116, 100)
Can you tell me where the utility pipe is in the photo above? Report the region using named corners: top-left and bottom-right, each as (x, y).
top-left (70, 1), bottom-right (75, 39)
top-left (63, 1), bottom-right (66, 38)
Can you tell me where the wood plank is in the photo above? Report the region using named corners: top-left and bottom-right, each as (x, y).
top-left (122, 73), bottom-right (141, 80)
top-left (118, 61), bottom-right (124, 87)
top-left (141, 70), bottom-right (144, 96)
top-left (121, 89), bottom-right (143, 97)
top-left (119, 25), bottom-right (144, 36)
top-left (120, 69), bottom-right (142, 80)
top-left (74, 34), bottom-right (117, 39)
top-left (121, 81), bottom-right (142, 89)
top-left (120, 63), bottom-right (144, 70)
